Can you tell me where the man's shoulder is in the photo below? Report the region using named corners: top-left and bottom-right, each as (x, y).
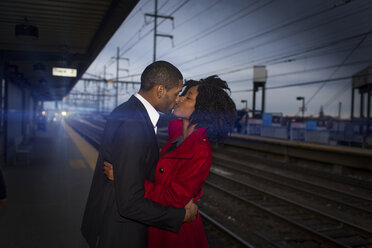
top-left (108, 97), bottom-right (144, 121)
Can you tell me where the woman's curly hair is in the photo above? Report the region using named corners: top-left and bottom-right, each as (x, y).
top-left (181, 75), bottom-right (237, 143)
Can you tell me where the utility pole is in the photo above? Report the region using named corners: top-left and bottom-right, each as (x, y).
top-left (153, 0), bottom-right (157, 62)
top-left (146, 0), bottom-right (174, 62)
top-left (115, 47), bottom-right (119, 107)
top-left (112, 47), bottom-right (129, 107)
top-left (338, 101), bottom-right (342, 119)
top-left (103, 65), bottom-right (106, 112)
top-left (97, 79), bottom-right (100, 112)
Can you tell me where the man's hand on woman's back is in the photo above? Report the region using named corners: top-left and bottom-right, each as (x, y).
top-left (103, 161), bottom-right (198, 222)
top-left (103, 161), bottom-right (114, 181)
top-left (184, 199), bottom-right (198, 222)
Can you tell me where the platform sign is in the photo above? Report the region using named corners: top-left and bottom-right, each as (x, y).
top-left (262, 113), bottom-right (272, 127)
top-left (306, 121), bottom-right (317, 130)
top-left (52, 67), bottom-right (77, 77)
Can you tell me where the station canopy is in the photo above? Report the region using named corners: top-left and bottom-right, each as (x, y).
top-left (0, 0), bottom-right (138, 101)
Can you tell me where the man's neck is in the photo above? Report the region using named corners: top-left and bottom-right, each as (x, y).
top-left (138, 91), bottom-right (156, 109)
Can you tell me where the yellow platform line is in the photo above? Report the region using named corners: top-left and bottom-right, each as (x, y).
top-left (63, 121), bottom-right (98, 171)
top-left (69, 159), bottom-right (86, 169)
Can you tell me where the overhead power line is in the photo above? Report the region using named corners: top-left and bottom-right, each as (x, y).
top-left (119, 0), bottom-right (190, 58)
top-left (177, 2), bottom-right (372, 72)
top-left (160, 0), bottom-right (357, 64)
top-left (188, 41), bottom-right (372, 79)
top-left (305, 27), bottom-right (372, 107)
top-left (182, 30), bottom-right (372, 76)
top-left (130, 0), bottom-right (225, 66)
top-left (227, 59), bottom-right (371, 85)
top-left (231, 75), bottom-right (361, 93)
top-left (158, 0), bottom-right (272, 59)
top-left (323, 83), bottom-right (351, 110)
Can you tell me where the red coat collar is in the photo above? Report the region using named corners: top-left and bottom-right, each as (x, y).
top-left (161, 120), bottom-right (208, 159)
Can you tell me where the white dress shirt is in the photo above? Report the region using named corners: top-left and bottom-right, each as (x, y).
top-left (134, 93), bottom-right (160, 134)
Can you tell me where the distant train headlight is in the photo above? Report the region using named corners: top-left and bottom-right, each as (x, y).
top-left (61, 111), bottom-right (67, 116)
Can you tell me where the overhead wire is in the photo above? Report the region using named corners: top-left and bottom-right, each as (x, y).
top-left (100, 0), bottom-right (190, 82)
top-left (119, 0), bottom-right (362, 80)
top-left (160, 0), bottom-right (357, 66)
top-left (231, 75), bottom-right (355, 93)
top-left (323, 83), bottom-right (351, 111)
top-left (122, 0), bottom-right (191, 72)
top-left (226, 59), bottom-right (371, 85)
top-left (304, 27), bottom-right (372, 108)
top-left (129, 0), bottom-right (224, 67)
top-left (119, 0), bottom-right (190, 58)
top-left (178, 2), bottom-right (372, 73)
top-left (180, 30), bottom-right (372, 78)
top-left (157, 0), bottom-right (271, 59)
top-left (103, 0), bottom-right (153, 68)
top-left (188, 40), bottom-right (372, 80)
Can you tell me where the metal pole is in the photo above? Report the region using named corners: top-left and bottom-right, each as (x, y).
top-left (153, 0), bottom-right (158, 62)
top-left (367, 89), bottom-right (371, 120)
top-left (115, 47), bottom-right (119, 107)
top-left (252, 86), bottom-right (256, 116)
top-left (261, 85), bottom-right (265, 114)
top-left (302, 98), bottom-right (305, 118)
top-left (368, 87), bottom-right (371, 135)
top-left (103, 65), bottom-right (106, 112)
top-left (338, 102), bottom-right (342, 119)
top-left (360, 92), bottom-right (364, 118)
top-left (97, 81), bottom-right (100, 112)
top-left (351, 87), bottom-right (354, 119)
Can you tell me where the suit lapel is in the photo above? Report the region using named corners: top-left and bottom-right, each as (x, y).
top-left (132, 96), bottom-right (159, 147)
top-left (129, 96), bottom-right (159, 180)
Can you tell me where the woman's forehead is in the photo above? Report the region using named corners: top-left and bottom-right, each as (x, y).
top-left (183, 85), bottom-right (198, 95)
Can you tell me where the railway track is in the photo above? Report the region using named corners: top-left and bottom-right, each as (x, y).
top-left (204, 171), bottom-right (372, 247)
top-left (217, 140), bottom-right (372, 191)
top-left (211, 154), bottom-right (372, 228)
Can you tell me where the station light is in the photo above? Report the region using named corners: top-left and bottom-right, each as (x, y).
top-left (15, 17), bottom-right (38, 40)
top-left (61, 111), bottom-right (67, 117)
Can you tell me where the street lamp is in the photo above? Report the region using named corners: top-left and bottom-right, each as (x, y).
top-left (241, 100), bottom-right (248, 110)
top-left (296, 96), bottom-right (305, 118)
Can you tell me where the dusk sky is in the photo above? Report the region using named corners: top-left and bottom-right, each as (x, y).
top-left (71, 0), bottom-right (372, 118)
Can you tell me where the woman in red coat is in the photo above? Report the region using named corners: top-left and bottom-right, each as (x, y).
top-left (105, 75), bottom-right (236, 247)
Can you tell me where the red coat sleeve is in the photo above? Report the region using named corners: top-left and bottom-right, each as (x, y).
top-left (144, 145), bottom-right (211, 208)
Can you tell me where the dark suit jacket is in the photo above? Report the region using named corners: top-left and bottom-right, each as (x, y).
top-left (81, 96), bottom-right (185, 248)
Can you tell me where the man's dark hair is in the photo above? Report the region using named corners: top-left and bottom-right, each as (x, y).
top-left (181, 75), bottom-right (237, 143)
top-left (140, 61), bottom-right (183, 91)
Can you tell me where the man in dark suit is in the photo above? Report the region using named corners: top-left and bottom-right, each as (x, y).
top-left (81, 61), bottom-right (198, 248)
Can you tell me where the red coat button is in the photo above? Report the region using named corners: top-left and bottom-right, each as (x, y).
top-left (159, 168), bottom-right (164, 173)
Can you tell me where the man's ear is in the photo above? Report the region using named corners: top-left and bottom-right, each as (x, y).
top-left (156, 85), bottom-right (166, 98)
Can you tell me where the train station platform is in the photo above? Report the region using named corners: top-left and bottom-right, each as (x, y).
top-left (0, 120), bottom-right (98, 248)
